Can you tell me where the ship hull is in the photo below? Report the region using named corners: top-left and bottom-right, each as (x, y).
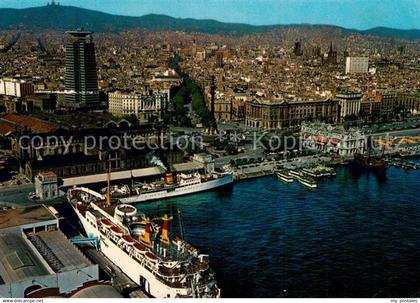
top-left (69, 203), bottom-right (191, 298)
top-left (121, 174), bottom-right (234, 204)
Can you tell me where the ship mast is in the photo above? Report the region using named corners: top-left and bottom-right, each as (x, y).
top-left (177, 209), bottom-right (185, 241)
top-left (106, 159), bottom-right (111, 208)
top-left (130, 169), bottom-right (134, 194)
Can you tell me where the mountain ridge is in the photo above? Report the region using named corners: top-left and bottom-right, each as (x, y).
top-left (0, 4), bottom-right (418, 40)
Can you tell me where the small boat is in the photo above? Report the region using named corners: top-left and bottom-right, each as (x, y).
top-left (288, 170), bottom-right (302, 179)
top-left (302, 166), bottom-right (336, 178)
top-left (297, 175), bottom-right (317, 189)
top-left (276, 171), bottom-right (294, 183)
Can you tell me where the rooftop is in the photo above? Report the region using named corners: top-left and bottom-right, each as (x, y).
top-left (0, 205), bottom-right (57, 230)
top-left (61, 166), bottom-right (164, 187)
top-left (0, 233), bottom-right (49, 284)
top-left (172, 161), bottom-right (204, 172)
top-left (66, 30), bottom-right (92, 37)
top-left (0, 113), bottom-right (59, 134)
top-left (28, 230), bottom-right (92, 272)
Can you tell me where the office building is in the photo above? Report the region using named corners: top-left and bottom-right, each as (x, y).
top-left (64, 31), bottom-right (99, 109)
top-left (345, 57), bottom-right (369, 74)
top-left (301, 123), bottom-right (366, 156)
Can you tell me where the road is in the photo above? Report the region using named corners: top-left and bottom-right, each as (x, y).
top-left (372, 127), bottom-right (420, 137)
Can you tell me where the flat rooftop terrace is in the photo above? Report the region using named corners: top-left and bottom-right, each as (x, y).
top-left (28, 230), bottom-right (92, 272)
top-left (0, 205), bottom-right (57, 230)
top-left (0, 233), bottom-right (49, 284)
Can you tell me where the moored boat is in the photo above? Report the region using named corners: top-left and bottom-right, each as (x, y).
top-left (302, 166), bottom-right (336, 178)
top-left (351, 153), bottom-right (387, 173)
top-left (121, 171), bottom-right (233, 204)
top-left (297, 175), bottom-right (317, 189)
top-left (276, 171), bottom-right (294, 183)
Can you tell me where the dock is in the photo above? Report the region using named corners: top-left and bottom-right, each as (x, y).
top-left (233, 162), bottom-right (275, 180)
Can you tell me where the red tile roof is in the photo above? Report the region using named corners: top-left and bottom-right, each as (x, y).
top-left (0, 113), bottom-right (59, 134)
top-left (0, 121), bottom-right (16, 136)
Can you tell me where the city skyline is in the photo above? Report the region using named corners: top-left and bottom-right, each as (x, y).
top-left (0, 0), bottom-right (418, 30)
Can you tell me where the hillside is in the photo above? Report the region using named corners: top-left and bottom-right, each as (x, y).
top-left (0, 4), bottom-right (418, 39)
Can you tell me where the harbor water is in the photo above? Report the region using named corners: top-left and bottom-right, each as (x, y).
top-left (137, 163), bottom-right (420, 298)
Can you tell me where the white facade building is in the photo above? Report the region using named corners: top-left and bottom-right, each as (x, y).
top-left (35, 171), bottom-right (59, 200)
top-left (345, 57), bottom-right (369, 74)
top-left (0, 78), bottom-right (34, 97)
top-left (108, 90), bottom-right (167, 121)
top-left (301, 123), bottom-right (366, 156)
top-left (336, 92), bottom-right (362, 119)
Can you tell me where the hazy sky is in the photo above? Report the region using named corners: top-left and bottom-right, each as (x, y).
top-left (0, 0), bottom-right (419, 30)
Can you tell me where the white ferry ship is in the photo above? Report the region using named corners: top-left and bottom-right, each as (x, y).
top-left (119, 171), bottom-right (234, 204)
top-left (67, 183), bottom-right (221, 298)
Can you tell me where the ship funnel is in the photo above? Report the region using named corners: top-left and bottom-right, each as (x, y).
top-left (160, 214), bottom-right (173, 245)
top-left (140, 218), bottom-right (152, 248)
top-left (165, 172), bottom-right (174, 185)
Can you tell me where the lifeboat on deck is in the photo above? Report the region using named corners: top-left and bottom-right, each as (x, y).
top-left (145, 252), bottom-right (158, 263)
top-left (110, 226), bottom-right (123, 236)
top-left (122, 234), bottom-right (135, 245)
top-left (134, 242), bottom-right (146, 252)
top-left (101, 218), bottom-right (112, 227)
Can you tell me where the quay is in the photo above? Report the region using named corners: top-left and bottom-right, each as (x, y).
top-left (234, 161), bottom-right (275, 180)
top-left (231, 155), bottom-right (347, 181)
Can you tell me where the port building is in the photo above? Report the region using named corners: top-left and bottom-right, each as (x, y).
top-left (0, 205), bottom-right (101, 298)
top-left (301, 122), bottom-right (366, 156)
